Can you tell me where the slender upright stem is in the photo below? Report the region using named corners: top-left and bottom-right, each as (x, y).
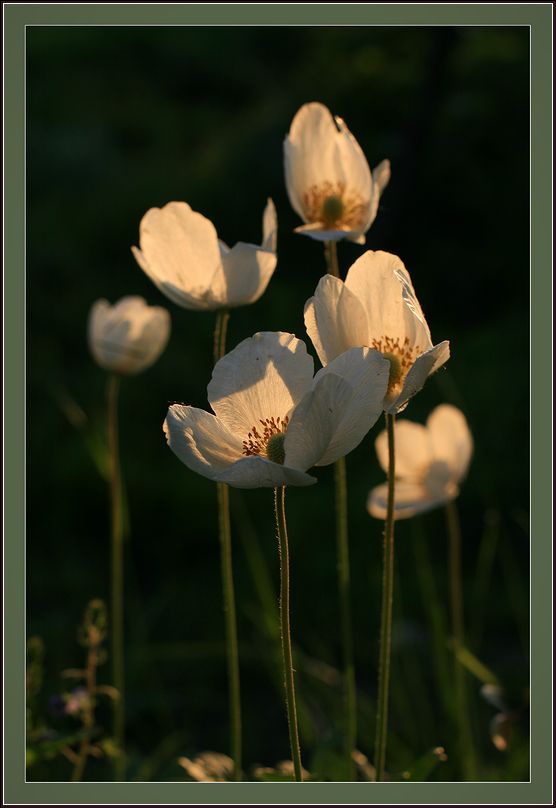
top-left (374, 412), bottom-right (396, 782)
top-left (446, 500), bottom-right (477, 780)
top-left (213, 309), bottom-right (242, 781)
top-left (334, 457), bottom-right (357, 779)
top-left (213, 309), bottom-right (230, 367)
top-left (324, 240), bottom-right (340, 278)
top-left (324, 240), bottom-right (356, 779)
top-left (107, 373), bottom-right (125, 781)
top-left (274, 486), bottom-right (303, 782)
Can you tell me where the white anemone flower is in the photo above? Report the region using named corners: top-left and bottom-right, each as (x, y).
top-left (131, 199), bottom-right (278, 311)
top-left (164, 331), bottom-right (390, 489)
top-left (367, 405), bottom-right (473, 520)
top-left (304, 250), bottom-right (450, 413)
top-left (88, 296), bottom-right (170, 375)
top-left (283, 101), bottom-right (390, 244)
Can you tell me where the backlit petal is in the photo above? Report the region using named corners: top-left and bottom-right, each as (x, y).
top-left (215, 456), bottom-right (316, 489)
top-left (207, 332), bottom-right (314, 437)
top-left (284, 374), bottom-right (350, 471)
top-left (388, 341), bottom-right (450, 413)
top-left (163, 405), bottom-right (243, 481)
top-left (294, 224), bottom-right (367, 243)
top-left (284, 102), bottom-right (340, 222)
top-left (375, 420), bottom-right (432, 479)
top-left (367, 480), bottom-right (450, 520)
top-left (88, 296), bottom-right (170, 375)
top-left (345, 251), bottom-right (431, 348)
top-left (363, 158), bottom-right (391, 232)
top-left (304, 275), bottom-right (369, 366)
top-left (262, 198), bottom-right (278, 253)
top-left (427, 404), bottom-right (473, 482)
top-left (219, 243), bottom-right (277, 307)
top-left (311, 348), bottom-right (390, 467)
top-left (132, 202), bottom-right (222, 310)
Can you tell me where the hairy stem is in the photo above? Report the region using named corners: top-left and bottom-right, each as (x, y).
top-left (374, 412), bottom-right (396, 782)
top-left (274, 486), bottom-right (303, 782)
top-left (324, 240), bottom-right (340, 278)
top-left (324, 240), bottom-right (356, 778)
top-left (213, 309), bottom-right (242, 781)
top-left (334, 456), bottom-right (357, 779)
top-left (446, 499), bottom-right (477, 780)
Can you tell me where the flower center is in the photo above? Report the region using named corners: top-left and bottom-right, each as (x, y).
top-left (321, 195), bottom-right (345, 226)
top-left (242, 415), bottom-right (289, 464)
top-left (302, 181), bottom-right (368, 230)
top-left (371, 336), bottom-right (420, 396)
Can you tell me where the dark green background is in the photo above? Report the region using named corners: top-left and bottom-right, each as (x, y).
top-left (26, 25), bottom-right (530, 782)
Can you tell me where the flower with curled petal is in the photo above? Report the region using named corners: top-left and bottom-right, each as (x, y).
top-left (164, 331), bottom-right (390, 489)
top-left (284, 102), bottom-right (390, 244)
top-left (367, 405), bottom-right (473, 520)
top-left (88, 296), bottom-right (170, 375)
top-left (132, 199), bottom-right (277, 311)
top-left (304, 250), bottom-right (450, 413)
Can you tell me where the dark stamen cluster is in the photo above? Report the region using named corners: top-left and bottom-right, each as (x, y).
top-left (242, 415), bottom-right (290, 457)
top-left (302, 181), bottom-right (368, 229)
top-left (371, 335), bottom-right (420, 373)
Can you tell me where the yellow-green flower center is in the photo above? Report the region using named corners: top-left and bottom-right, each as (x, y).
top-left (302, 181), bottom-right (368, 230)
top-left (242, 415), bottom-right (289, 464)
top-left (321, 195), bottom-right (345, 226)
top-left (382, 352), bottom-right (403, 389)
top-left (266, 433), bottom-right (286, 465)
top-left (371, 336), bottom-right (421, 396)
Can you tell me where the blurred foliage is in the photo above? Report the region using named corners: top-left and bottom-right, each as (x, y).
top-left (26, 26), bottom-right (529, 781)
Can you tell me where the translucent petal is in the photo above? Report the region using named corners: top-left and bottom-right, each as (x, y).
top-left (304, 275), bottom-right (369, 366)
top-left (427, 404), bottom-right (473, 482)
top-left (207, 332), bottom-right (314, 437)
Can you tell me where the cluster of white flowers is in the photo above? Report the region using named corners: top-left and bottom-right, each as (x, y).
top-left (88, 100), bottom-right (471, 509)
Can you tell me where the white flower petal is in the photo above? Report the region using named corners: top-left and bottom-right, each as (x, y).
top-left (375, 420), bottom-right (433, 479)
top-left (219, 243), bottom-right (277, 307)
top-left (88, 296), bottom-right (170, 375)
top-left (372, 159), bottom-right (391, 195)
top-left (304, 275), bottom-right (369, 366)
top-left (131, 246), bottom-right (216, 311)
top-left (388, 341), bottom-right (450, 414)
top-left (284, 374), bottom-right (349, 471)
top-left (284, 102), bottom-right (339, 222)
top-left (363, 158), bottom-right (391, 232)
top-left (294, 224), bottom-right (366, 243)
top-left (163, 405), bottom-right (243, 481)
top-left (262, 198), bottom-right (278, 253)
top-left (332, 113), bottom-right (372, 198)
top-left (132, 202), bottom-right (224, 311)
top-left (284, 102), bottom-right (371, 223)
top-left (214, 456), bottom-right (316, 489)
top-left (427, 404), bottom-right (473, 482)
top-left (345, 251), bottom-right (431, 349)
top-left (310, 348), bottom-right (390, 467)
top-left (207, 332), bottom-right (314, 437)
top-left (367, 480), bottom-right (450, 521)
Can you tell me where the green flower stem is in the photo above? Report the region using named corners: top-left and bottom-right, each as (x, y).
top-left (335, 457), bottom-right (357, 779)
top-left (107, 373), bottom-right (125, 781)
top-left (324, 240), bottom-right (356, 778)
top-left (213, 310), bottom-right (242, 782)
top-left (445, 499), bottom-right (477, 780)
top-left (374, 412), bottom-right (396, 782)
top-left (274, 486), bottom-right (303, 782)
top-left (324, 240), bottom-right (340, 279)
